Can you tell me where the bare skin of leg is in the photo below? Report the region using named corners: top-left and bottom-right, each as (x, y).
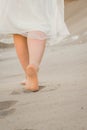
top-left (26, 37), bottom-right (46, 91)
top-left (13, 34), bottom-right (29, 84)
top-left (13, 33), bottom-right (46, 91)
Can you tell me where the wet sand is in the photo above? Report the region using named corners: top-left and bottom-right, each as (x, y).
top-left (0, 0), bottom-right (87, 130)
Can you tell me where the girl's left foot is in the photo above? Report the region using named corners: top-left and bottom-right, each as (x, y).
top-left (20, 79), bottom-right (26, 85)
top-left (25, 64), bottom-right (39, 92)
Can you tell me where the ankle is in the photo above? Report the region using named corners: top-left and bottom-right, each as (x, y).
top-left (27, 63), bottom-right (39, 72)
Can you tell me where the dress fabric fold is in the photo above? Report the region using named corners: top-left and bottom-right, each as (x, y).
top-left (0, 0), bottom-right (70, 45)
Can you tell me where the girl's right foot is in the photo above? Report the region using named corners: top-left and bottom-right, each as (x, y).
top-left (21, 66), bottom-right (39, 86)
top-left (25, 64), bottom-right (39, 92)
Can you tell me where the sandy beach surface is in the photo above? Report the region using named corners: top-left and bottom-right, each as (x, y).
top-left (0, 0), bottom-right (87, 130)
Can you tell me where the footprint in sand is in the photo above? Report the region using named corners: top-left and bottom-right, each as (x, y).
top-left (17, 129), bottom-right (35, 130)
top-left (11, 83), bottom-right (61, 94)
top-left (11, 85), bottom-right (46, 94)
top-left (0, 100), bottom-right (17, 118)
top-left (40, 83), bottom-right (61, 93)
top-left (0, 108), bottom-right (16, 118)
top-left (11, 90), bottom-right (22, 95)
top-left (0, 100), bottom-right (17, 110)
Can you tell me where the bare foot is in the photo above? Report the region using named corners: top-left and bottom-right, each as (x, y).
top-left (25, 64), bottom-right (39, 92)
top-left (20, 79), bottom-right (26, 85)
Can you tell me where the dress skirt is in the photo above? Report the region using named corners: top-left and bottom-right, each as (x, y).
top-left (0, 0), bottom-right (70, 45)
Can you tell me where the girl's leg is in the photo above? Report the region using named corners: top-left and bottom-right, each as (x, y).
top-left (28, 38), bottom-right (46, 70)
top-left (13, 34), bottom-right (29, 83)
top-left (26, 36), bottom-right (46, 91)
top-left (13, 34), bottom-right (29, 72)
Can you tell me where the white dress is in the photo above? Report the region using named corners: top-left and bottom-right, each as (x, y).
top-left (0, 0), bottom-right (70, 45)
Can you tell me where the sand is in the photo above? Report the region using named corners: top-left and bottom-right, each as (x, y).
top-left (0, 0), bottom-right (87, 130)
